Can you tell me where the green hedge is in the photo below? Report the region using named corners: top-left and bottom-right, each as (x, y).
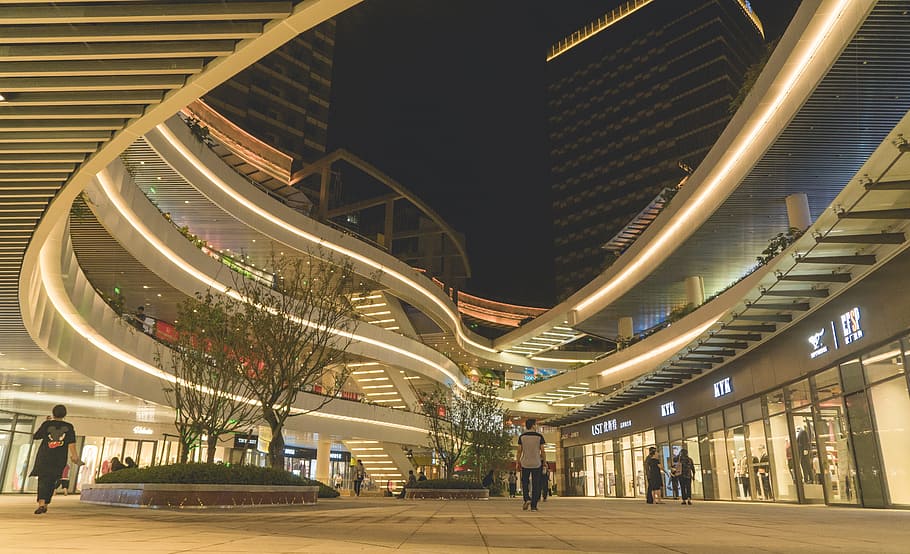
top-left (96, 463), bottom-right (339, 498)
top-left (408, 478), bottom-right (484, 490)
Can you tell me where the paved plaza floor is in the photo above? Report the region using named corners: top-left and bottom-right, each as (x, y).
top-left (2, 493), bottom-right (907, 553)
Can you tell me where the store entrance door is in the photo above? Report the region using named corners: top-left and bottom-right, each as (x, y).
top-left (122, 439), bottom-right (157, 468)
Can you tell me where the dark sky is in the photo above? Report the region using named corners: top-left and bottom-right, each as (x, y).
top-left (328, 0), bottom-right (801, 307)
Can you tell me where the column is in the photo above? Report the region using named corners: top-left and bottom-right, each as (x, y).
top-left (785, 193), bottom-right (812, 231)
top-left (316, 439), bottom-right (332, 485)
top-left (618, 317), bottom-right (634, 341)
top-left (684, 275), bottom-right (705, 307)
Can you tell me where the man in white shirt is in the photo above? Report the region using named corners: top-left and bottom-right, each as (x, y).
top-left (517, 418), bottom-right (546, 512)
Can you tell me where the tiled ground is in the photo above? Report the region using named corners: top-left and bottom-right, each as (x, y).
top-left (3, 493), bottom-right (908, 553)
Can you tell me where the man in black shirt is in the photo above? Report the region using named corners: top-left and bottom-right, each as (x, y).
top-left (29, 404), bottom-right (79, 514)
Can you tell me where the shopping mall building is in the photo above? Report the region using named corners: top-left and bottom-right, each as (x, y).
top-left (1, 0), bottom-right (909, 511)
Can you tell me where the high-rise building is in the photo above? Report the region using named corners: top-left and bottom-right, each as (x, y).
top-left (204, 20), bottom-right (337, 169)
top-left (547, 1), bottom-right (765, 299)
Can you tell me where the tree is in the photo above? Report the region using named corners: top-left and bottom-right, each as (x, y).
top-left (159, 291), bottom-right (260, 463)
top-left (423, 381), bottom-right (510, 480)
top-left (231, 249), bottom-right (365, 468)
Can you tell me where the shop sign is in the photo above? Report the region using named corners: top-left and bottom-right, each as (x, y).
top-left (330, 451), bottom-right (351, 462)
top-left (713, 377), bottom-right (732, 398)
top-left (233, 435), bottom-right (258, 449)
top-left (808, 307), bottom-right (865, 359)
top-left (591, 418), bottom-right (617, 436)
top-left (660, 401), bottom-right (676, 417)
top-left (619, 419), bottom-right (632, 429)
top-left (132, 426), bottom-right (154, 435)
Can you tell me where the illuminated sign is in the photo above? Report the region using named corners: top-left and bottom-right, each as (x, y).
top-left (592, 418), bottom-right (617, 436)
top-left (713, 377), bottom-right (732, 398)
top-left (619, 419), bottom-right (632, 429)
top-left (660, 401), bottom-right (676, 417)
top-left (132, 426), bottom-right (153, 435)
top-left (840, 307), bottom-right (863, 345)
top-left (808, 307), bottom-right (865, 359)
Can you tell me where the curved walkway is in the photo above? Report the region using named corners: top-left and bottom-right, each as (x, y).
top-left (2, 495), bottom-right (906, 553)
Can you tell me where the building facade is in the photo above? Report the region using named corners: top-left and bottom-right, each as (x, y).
top-left (559, 244), bottom-right (910, 508)
top-left (204, 20), bottom-right (336, 169)
top-left (547, 1), bottom-right (765, 299)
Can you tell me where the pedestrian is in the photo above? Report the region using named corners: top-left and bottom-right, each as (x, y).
top-left (676, 448), bottom-right (695, 505)
top-left (353, 460), bottom-right (366, 496)
top-left (110, 457), bottom-right (126, 472)
top-left (507, 471), bottom-right (518, 498)
top-left (646, 447), bottom-right (666, 504)
top-left (482, 469), bottom-right (494, 489)
top-left (417, 470), bottom-right (427, 481)
top-left (29, 404), bottom-right (80, 515)
top-left (541, 461), bottom-right (550, 502)
top-left (517, 418), bottom-right (546, 512)
top-left (124, 456), bottom-right (137, 469)
top-left (398, 469), bottom-right (418, 499)
top-left (670, 447), bottom-right (681, 500)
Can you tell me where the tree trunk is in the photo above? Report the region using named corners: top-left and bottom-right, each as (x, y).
top-left (263, 407), bottom-right (285, 469)
top-left (206, 433), bottom-right (219, 464)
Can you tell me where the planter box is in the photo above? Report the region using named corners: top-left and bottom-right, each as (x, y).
top-left (405, 488), bottom-right (489, 500)
top-left (80, 483), bottom-right (319, 509)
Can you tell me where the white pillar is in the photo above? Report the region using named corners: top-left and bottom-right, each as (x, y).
top-left (618, 317), bottom-right (634, 340)
top-left (316, 439), bottom-right (332, 484)
top-left (785, 193), bottom-right (812, 231)
top-left (685, 275), bottom-right (705, 307)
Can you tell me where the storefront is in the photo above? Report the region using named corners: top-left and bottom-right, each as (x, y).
top-left (560, 243), bottom-right (910, 509)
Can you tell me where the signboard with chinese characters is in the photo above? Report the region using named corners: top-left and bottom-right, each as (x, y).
top-left (807, 307), bottom-right (865, 359)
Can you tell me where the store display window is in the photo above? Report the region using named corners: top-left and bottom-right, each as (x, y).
top-left (869, 376), bottom-right (910, 505)
top-left (862, 341), bottom-right (904, 385)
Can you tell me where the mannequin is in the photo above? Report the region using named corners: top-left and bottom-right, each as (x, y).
top-left (757, 445), bottom-right (773, 500)
top-left (796, 426), bottom-right (813, 484)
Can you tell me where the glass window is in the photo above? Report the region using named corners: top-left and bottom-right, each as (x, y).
top-left (631, 433), bottom-right (643, 449)
top-left (743, 398), bottom-right (763, 422)
top-left (621, 447), bottom-right (634, 498)
top-left (727, 426), bottom-right (751, 500)
top-left (787, 379), bottom-right (812, 409)
top-left (14, 416), bottom-right (34, 434)
top-left (725, 406), bottom-right (742, 427)
top-left (669, 423), bottom-right (682, 441)
top-left (845, 392), bottom-right (887, 507)
top-left (815, 396), bottom-right (858, 505)
top-left (585, 454), bottom-right (597, 497)
top-left (707, 411), bottom-right (724, 432)
top-left (655, 426), bottom-right (668, 444)
top-left (683, 437), bottom-right (704, 499)
top-left (766, 413), bottom-right (798, 501)
top-left (765, 389), bottom-right (786, 415)
top-left (0, 413), bottom-right (15, 431)
top-left (584, 443), bottom-right (594, 456)
top-left (792, 407), bottom-right (825, 502)
top-left (683, 419), bottom-right (698, 438)
top-left (707, 430), bottom-right (731, 500)
top-left (2, 432), bottom-right (34, 493)
top-left (746, 420), bottom-right (773, 501)
top-left (869, 376), bottom-right (910, 505)
top-left (643, 429), bottom-right (655, 446)
top-left (840, 358), bottom-right (864, 394)
top-left (862, 341), bottom-right (904, 385)
top-left (813, 367), bottom-right (842, 400)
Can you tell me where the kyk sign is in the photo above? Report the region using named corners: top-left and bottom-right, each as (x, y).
top-left (808, 307), bottom-right (864, 360)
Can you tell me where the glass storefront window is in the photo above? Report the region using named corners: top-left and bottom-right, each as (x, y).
top-left (2, 431), bottom-right (34, 493)
top-left (869, 376), bottom-right (910, 505)
top-left (792, 407), bottom-right (824, 502)
top-left (683, 437), bottom-right (704, 499)
top-left (788, 379), bottom-right (812, 409)
top-left (708, 429), bottom-right (731, 500)
top-left (743, 398), bottom-right (763, 422)
top-left (767, 413), bottom-right (798, 501)
top-left (815, 396), bottom-right (858, 505)
top-left (593, 454), bottom-right (604, 496)
top-left (862, 341), bottom-right (904, 385)
top-left (766, 389), bottom-right (786, 415)
top-left (840, 358), bottom-right (864, 394)
top-left (621, 446), bottom-right (633, 498)
top-left (727, 426), bottom-right (751, 500)
top-left (814, 368), bottom-right (842, 399)
top-left (746, 420), bottom-right (773, 501)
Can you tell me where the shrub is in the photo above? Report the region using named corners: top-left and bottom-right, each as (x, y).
top-left (96, 463), bottom-right (339, 498)
top-left (408, 478), bottom-right (484, 489)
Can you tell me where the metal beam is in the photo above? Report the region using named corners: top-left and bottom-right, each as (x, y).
top-left (680, 355), bottom-right (724, 363)
top-left (713, 333), bottom-right (761, 341)
top-left (838, 208), bottom-right (910, 220)
top-left (0, 41), bottom-right (238, 61)
top-left (815, 232), bottom-right (905, 244)
top-left (0, 58), bottom-right (204, 77)
top-left (670, 362), bottom-right (712, 370)
top-left (747, 302), bottom-right (810, 311)
top-left (324, 192), bottom-right (401, 218)
top-left (0, 106), bottom-right (146, 119)
top-left (723, 324), bottom-right (777, 332)
top-left (0, 75), bottom-right (186, 92)
top-left (779, 273), bottom-right (851, 283)
top-left (864, 178), bottom-right (910, 191)
top-left (733, 314), bottom-right (792, 323)
top-left (1, 91), bottom-right (164, 106)
top-left (702, 340), bottom-right (748, 349)
top-left (690, 347), bottom-right (735, 357)
top-left (0, 3), bottom-right (292, 24)
top-left (0, 22), bottom-right (263, 43)
top-left (796, 254), bottom-right (876, 265)
top-left (762, 288), bottom-right (828, 298)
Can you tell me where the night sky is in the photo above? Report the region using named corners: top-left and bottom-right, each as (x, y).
top-left (328, 0), bottom-right (801, 307)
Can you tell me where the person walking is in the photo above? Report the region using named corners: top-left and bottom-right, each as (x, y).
top-left (507, 470), bottom-right (518, 498)
top-left (541, 461), bottom-right (550, 502)
top-left (29, 404), bottom-right (80, 515)
top-left (517, 418), bottom-right (546, 512)
top-left (676, 448), bottom-right (695, 505)
top-left (353, 460), bottom-right (366, 497)
top-left (646, 447), bottom-right (666, 504)
top-left (669, 448), bottom-right (681, 500)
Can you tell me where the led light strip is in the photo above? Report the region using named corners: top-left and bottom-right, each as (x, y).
top-left (95, 170), bottom-right (467, 389)
top-left (156, 123), bottom-right (498, 356)
top-left (573, 1), bottom-right (850, 317)
top-left (599, 318), bottom-right (719, 377)
top-left (39, 238), bottom-right (430, 435)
